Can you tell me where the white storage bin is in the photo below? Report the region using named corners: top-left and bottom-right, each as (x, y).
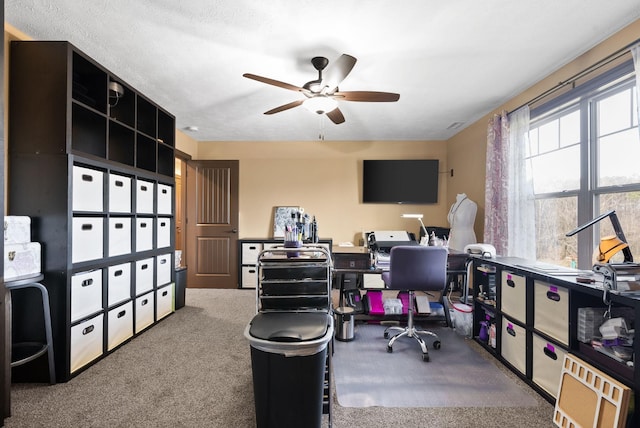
top-left (71, 269), bottom-right (103, 322)
top-left (242, 243), bottom-right (263, 264)
top-left (136, 217), bottom-right (154, 252)
top-left (501, 271), bottom-right (526, 322)
top-left (534, 281), bottom-right (569, 346)
top-left (135, 291), bottom-right (155, 333)
top-left (107, 262), bottom-right (131, 306)
top-left (157, 183), bottom-right (172, 215)
top-left (72, 217), bottom-right (104, 263)
top-left (4, 216), bottom-right (31, 244)
top-left (384, 298), bottom-right (403, 315)
top-left (108, 173), bottom-right (132, 213)
top-left (156, 253), bottom-right (172, 286)
top-left (70, 313), bottom-right (104, 373)
top-left (135, 257), bottom-right (154, 295)
top-left (156, 217), bottom-right (171, 248)
top-left (501, 316), bottom-right (526, 375)
top-left (4, 242), bottom-right (41, 280)
top-left (108, 217), bottom-right (132, 257)
top-left (72, 165), bottom-right (104, 212)
top-left (241, 265), bottom-right (258, 289)
top-left (532, 333), bottom-right (567, 398)
top-left (136, 179), bottom-right (154, 214)
top-left (107, 301), bottom-right (133, 351)
top-left (156, 283), bottom-right (174, 320)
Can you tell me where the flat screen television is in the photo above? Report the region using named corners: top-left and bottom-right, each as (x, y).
top-left (362, 159), bottom-right (439, 204)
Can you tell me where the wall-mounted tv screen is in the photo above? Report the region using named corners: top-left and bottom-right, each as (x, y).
top-left (362, 159), bottom-right (439, 204)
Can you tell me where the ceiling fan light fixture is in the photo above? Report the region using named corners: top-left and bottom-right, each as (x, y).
top-left (303, 96), bottom-right (338, 114)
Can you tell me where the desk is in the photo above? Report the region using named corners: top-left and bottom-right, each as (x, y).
top-left (332, 248), bottom-right (470, 322)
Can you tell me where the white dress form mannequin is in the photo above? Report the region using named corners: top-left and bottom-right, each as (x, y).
top-left (448, 193), bottom-right (477, 251)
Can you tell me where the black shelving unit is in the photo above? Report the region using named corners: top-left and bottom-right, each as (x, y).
top-left (8, 40), bottom-right (176, 382)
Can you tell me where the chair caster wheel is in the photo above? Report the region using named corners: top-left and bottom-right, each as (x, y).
top-left (433, 341), bottom-right (441, 350)
top-left (384, 332), bottom-right (389, 339)
top-left (422, 353), bottom-right (430, 362)
top-left (387, 345), bottom-right (393, 353)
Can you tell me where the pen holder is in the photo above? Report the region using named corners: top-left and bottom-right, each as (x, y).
top-left (284, 240), bottom-right (302, 258)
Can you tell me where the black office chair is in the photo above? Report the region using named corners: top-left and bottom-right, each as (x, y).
top-left (382, 245), bottom-right (448, 361)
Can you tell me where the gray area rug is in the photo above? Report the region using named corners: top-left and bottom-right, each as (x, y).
top-left (333, 323), bottom-right (539, 408)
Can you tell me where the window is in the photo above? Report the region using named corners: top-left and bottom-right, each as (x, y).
top-left (528, 61), bottom-right (640, 268)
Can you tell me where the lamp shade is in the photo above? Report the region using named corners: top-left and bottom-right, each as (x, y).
top-left (597, 235), bottom-right (629, 263)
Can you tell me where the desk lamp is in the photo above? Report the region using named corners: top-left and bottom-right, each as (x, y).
top-left (401, 214), bottom-right (426, 241)
top-left (566, 210), bottom-right (633, 263)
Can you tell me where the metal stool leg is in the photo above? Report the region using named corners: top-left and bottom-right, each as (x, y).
top-left (7, 279), bottom-right (56, 384)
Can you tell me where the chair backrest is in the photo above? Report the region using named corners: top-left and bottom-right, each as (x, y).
top-left (384, 245), bottom-right (448, 292)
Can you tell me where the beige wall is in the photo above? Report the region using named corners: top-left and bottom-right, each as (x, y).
top-left (197, 141), bottom-right (448, 243)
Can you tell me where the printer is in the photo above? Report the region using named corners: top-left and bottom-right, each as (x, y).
top-left (367, 231), bottom-right (418, 270)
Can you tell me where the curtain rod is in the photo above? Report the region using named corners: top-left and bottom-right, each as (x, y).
top-left (509, 37), bottom-right (640, 114)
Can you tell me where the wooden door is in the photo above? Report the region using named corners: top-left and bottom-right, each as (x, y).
top-left (185, 160), bottom-right (239, 288)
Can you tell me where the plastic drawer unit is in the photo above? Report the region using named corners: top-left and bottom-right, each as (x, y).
top-left (532, 333), bottom-right (567, 398)
top-left (500, 271), bottom-right (526, 322)
top-left (534, 280), bottom-right (569, 346)
top-left (501, 315), bottom-right (527, 375)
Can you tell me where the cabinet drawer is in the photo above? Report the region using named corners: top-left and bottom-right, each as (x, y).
top-left (71, 269), bottom-right (103, 322)
top-left (242, 243), bottom-right (263, 264)
top-left (72, 165), bottom-right (104, 212)
top-left (108, 217), bottom-right (132, 257)
top-left (108, 173), bottom-right (132, 213)
top-left (156, 217), bottom-right (171, 248)
top-left (501, 316), bottom-right (526, 375)
top-left (70, 313), bottom-right (104, 373)
top-left (135, 291), bottom-right (155, 333)
top-left (107, 301), bottom-right (133, 351)
top-left (500, 271), bottom-right (526, 321)
top-left (136, 218), bottom-right (154, 252)
top-left (135, 257), bottom-right (155, 295)
top-left (72, 217), bottom-right (104, 263)
top-left (534, 281), bottom-right (569, 346)
top-left (532, 333), bottom-right (567, 398)
top-left (107, 263), bottom-right (131, 306)
top-left (136, 179), bottom-right (154, 214)
top-left (156, 283), bottom-right (174, 320)
top-left (157, 253), bottom-right (172, 286)
top-left (241, 265), bottom-right (258, 288)
top-left (157, 183), bottom-right (172, 215)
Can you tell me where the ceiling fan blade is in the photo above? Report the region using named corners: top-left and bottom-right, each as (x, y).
top-left (264, 99), bottom-right (304, 115)
top-left (322, 54), bottom-right (357, 92)
top-left (333, 90), bottom-right (400, 102)
top-left (326, 107), bottom-right (345, 124)
top-left (243, 73), bottom-right (305, 92)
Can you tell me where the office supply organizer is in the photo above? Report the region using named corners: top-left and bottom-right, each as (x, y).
top-left (256, 245), bottom-right (333, 313)
top-left (255, 244), bottom-right (334, 426)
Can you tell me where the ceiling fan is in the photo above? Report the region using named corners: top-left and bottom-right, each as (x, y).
top-left (243, 54), bottom-right (400, 124)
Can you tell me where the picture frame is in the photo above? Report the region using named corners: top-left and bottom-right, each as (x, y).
top-left (273, 206), bottom-right (299, 238)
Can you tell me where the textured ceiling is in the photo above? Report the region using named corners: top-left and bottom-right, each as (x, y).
top-left (6, 0), bottom-right (640, 142)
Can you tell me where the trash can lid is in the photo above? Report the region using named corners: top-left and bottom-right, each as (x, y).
top-left (249, 312), bottom-right (329, 342)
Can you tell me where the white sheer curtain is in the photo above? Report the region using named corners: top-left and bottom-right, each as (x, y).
top-left (507, 106), bottom-right (535, 260)
top-left (484, 107), bottom-right (535, 259)
top-left (631, 43), bottom-right (640, 137)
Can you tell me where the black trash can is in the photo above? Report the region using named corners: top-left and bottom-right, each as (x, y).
top-left (175, 266), bottom-right (187, 309)
top-left (245, 312), bottom-right (334, 428)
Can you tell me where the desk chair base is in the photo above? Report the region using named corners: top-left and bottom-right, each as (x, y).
top-left (383, 290), bottom-right (441, 362)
